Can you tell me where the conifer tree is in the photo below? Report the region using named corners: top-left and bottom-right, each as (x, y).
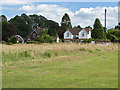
top-left (92, 18), bottom-right (104, 39)
top-left (61, 13), bottom-right (72, 30)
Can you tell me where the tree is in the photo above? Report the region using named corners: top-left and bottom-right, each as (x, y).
top-left (34, 35), bottom-right (54, 43)
top-left (92, 18), bottom-right (104, 39)
top-left (85, 26), bottom-right (92, 30)
top-left (48, 28), bottom-right (57, 37)
top-left (73, 25), bottom-right (81, 28)
top-left (2, 21), bottom-right (17, 41)
top-left (8, 36), bottom-right (17, 44)
top-left (61, 13), bottom-right (72, 30)
top-left (0, 15), bottom-right (7, 21)
top-left (107, 29), bottom-right (120, 42)
top-left (9, 15), bottom-right (32, 38)
top-left (39, 29), bottom-right (48, 36)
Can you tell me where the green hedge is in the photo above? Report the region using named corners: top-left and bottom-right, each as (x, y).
top-left (27, 41), bottom-right (38, 44)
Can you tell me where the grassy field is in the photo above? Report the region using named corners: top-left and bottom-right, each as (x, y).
top-left (2, 43), bottom-right (118, 88)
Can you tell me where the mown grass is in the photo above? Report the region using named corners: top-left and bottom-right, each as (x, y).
top-left (2, 43), bottom-right (118, 88)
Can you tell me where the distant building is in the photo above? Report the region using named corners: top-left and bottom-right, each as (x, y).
top-left (64, 28), bottom-right (91, 43)
top-left (115, 22), bottom-right (120, 30)
top-left (27, 27), bottom-right (45, 41)
top-left (15, 35), bottom-right (24, 43)
top-left (53, 36), bottom-right (59, 43)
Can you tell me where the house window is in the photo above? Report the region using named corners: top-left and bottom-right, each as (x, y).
top-left (67, 32), bottom-right (70, 37)
top-left (33, 33), bottom-right (36, 38)
top-left (81, 33), bottom-right (84, 37)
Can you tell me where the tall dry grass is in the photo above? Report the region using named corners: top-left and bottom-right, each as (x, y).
top-left (2, 43), bottom-right (118, 53)
top-left (1, 43), bottom-right (118, 62)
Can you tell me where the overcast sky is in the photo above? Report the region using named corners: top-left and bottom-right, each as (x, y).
top-left (0, 0), bottom-right (119, 29)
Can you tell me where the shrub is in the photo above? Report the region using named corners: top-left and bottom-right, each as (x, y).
top-left (83, 38), bottom-right (93, 43)
top-left (7, 42), bottom-right (13, 45)
top-left (118, 38), bottom-right (120, 43)
top-left (84, 39), bottom-right (88, 43)
top-left (79, 48), bottom-right (86, 51)
top-left (87, 49), bottom-right (93, 53)
top-left (8, 36), bottom-right (17, 44)
top-left (19, 50), bottom-right (31, 58)
top-left (54, 51), bottom-right (59, 56)
top-left (87, 38), bottom-right (93, 43)
top-left (109, 34), bottom-right (118, 42)
top-left (27, 41), bottom-right (37, 44)
top-left (2, 41), bottom-right (6, 44)
top-left (96, 49), bottom-right (101, 51)
top-left (35, 35), bottom-right (54, 43)
top-left (2, 50), bottom-right (32, 62)
top-left (44, 50), bottom-right (53, 58)
top-left (43, 35), bottom-right (54, 43)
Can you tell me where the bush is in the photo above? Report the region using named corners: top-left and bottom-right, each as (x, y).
top-left (83, 39), bottom-right (88, 43)
top-left (44, 50), bottom-right (53, 58)
top-left (118, 38), bottom-right (120, 43)
top-left (87, 38), bottom-right (93, 43)
top-left (109, 34), bottom-right (118, 42)
top-left (7, 42), bottom-right (13, 45)
top-left (96, 49), bottom-right (101, 51)
top-left (34, 35), bottom-right (54, 43)
top-left (83, 38), bottom-right (93, 43)
top-left (43, 35), bottom-right (54, 43)
top-left (27, 41), bottom-right (37, 44)
top-left (8, 36), bottom-right (17, 44)
top-left (2, 41), bottom-right (7, 44)
top-left (2, 50), bottom-right (32, 62)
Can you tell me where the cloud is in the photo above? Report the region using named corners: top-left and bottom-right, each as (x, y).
top-left (1, 0), bottom-right (33, 5)
top-left (74, 6), bottom-right (118, 28)
top-left (18, 4), bottom-right (118, 28)
top-left (0, 7), bottom-right (15, 10)
top-left (18, 4), bottom-right (74, 23)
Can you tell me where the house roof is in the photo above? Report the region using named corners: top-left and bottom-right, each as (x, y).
top-left (32, 28), bottom-right (45, 34)
top-left (15, 35), bottom-right (24, 41)
top-left (67, 28), bottom-right (90, 35)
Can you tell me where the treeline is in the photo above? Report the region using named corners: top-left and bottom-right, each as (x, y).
top-left (1, 13), bottom-right (60, 41)
top-left (1, 13), bottom-right (120, 43)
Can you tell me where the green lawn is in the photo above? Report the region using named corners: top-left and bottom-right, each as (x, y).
top-left (2, 47), bottom-right (118, 88)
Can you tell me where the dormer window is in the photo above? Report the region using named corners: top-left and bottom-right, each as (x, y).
top-left (33, 33), bottom-right (37, 38)
top-left (67, 32), bottom-right (70, 37)
top-left (81, 33), bottom-right (84, 37)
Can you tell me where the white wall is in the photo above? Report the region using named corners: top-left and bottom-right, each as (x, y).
top-left (64, 29), bottom-right (91, 40)
top-left (64, 30), bottom-right (73, 39)
top-left (56, 37), bottom-right (59, 43)
top-left (79, 29), bottom-right (91, 39)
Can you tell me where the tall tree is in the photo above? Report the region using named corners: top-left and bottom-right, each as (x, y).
top-left (61, 13), bottom-right (72, 30)
top-left (92, 18), bottom-right (104, 39)
top-left (48, 28), bottom-right (57, 37)
top-left (0, 15), bottom-right (7, 21)
top-left (85, 26), bottom-right (92, 30)
top-left (9, 15), bottom-right (31, 38)
top-left (73, 25), bottom-right (81, 28)
top-left (2, 21), bottom-right (17, 41)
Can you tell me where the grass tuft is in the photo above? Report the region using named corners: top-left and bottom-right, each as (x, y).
top-left (44, 50), bottom-right (53, 58)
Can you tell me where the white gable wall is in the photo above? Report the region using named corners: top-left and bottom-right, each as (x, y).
top-left (78, 29), bottom-right (91, 39)
top-left (64, 30), bottom-right (73, 39)
top-left (64, 29), bottom-right (91, 40)
top-left (88, 30), bottom-right (91, 38)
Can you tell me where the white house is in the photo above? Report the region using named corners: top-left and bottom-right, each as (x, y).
top-left (64, 28), bottom-right (91, 43)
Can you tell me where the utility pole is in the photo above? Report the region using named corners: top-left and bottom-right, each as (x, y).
top-left (105, 9), bottom-right (107, 42)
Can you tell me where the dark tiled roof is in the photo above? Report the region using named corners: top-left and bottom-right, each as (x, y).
top-left (33, 28), bottom-right (45, 34)
top-left (67, 28), bottom-right (90, 35)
